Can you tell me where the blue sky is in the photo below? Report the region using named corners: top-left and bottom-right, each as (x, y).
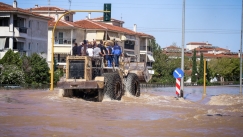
top-left (2, 0), bottom-right (242, 52)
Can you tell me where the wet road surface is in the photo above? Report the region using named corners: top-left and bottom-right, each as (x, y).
top-left (0, 87), bottom-right (242, 137)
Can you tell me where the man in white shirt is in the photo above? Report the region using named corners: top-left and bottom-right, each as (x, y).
top-left (93, 43), bottom-right (101, 57)
top-left (86, 44), bottom-right (94, 56)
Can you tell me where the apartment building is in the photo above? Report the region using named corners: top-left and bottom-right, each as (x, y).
top-left (0, 1), bottom-right (51, 59)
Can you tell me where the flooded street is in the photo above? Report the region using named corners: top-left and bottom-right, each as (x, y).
top-left (0, 86), bottom-right (243, 136)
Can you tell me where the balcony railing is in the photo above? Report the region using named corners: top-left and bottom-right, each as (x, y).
top-left (55, 38), bottom-right (75, 45)
top-left (140, 46), bottom-right (152, 51)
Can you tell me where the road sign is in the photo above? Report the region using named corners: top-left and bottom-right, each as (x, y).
top-left (173, 68), bottom-right (184, 78)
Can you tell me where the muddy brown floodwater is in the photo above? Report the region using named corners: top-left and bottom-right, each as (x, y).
top-left (0, 88), bottom-right (243, 137)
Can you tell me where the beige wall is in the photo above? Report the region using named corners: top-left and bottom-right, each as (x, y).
top-left (37, 12), bottom-right (74, 22)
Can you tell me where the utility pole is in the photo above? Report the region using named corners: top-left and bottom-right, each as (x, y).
top-left (240, 0), bottom-right (243, 94)
top-left (69, 0), bottom-right (72, 10)
top-left (48, 0), bottom-right (50, 16)
top-left (180, 0), bottom-right (185, 97)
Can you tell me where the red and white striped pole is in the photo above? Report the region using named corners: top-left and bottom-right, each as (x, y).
top-left (176, 78), bottom-right (181, 97)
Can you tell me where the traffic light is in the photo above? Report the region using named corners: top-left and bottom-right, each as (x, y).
top-left (103, 3), bottom-right (111, 22)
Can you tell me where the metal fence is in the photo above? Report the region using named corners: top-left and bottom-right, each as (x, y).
top-left (140, 81), bottom-right (239, 88)
top-left (0, 84), bottom-right (50, 90)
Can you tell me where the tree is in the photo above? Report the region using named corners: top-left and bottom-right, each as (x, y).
top-left (208, 58), bottom-right (240, 81)
top-left (0, 65), bottom-right (25, 85)
top-left (0, 50), bottom-right (24, 85)
top-left (191, 49), bottom-right (197, 82)
top-left (0, 49), bottom-right (22, 68)
top-left (23, 53), bottom-right (50, 85)
top-left (150, 39), bottom-right (180, 83)
top-left (198, 53), bottom-right (204, 79)
top-left (54, 58), bottom-right (58, 71)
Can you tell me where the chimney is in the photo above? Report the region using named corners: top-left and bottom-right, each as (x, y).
top-left (55, 12), bottom-right (58, 21)
top-left (133, 24), bottom-right (137, 32)
top-left (13, 0), bottom-right (17, 8)
top-left (88, 12), bottom-right (91, 19)
top-left (35, 4), bottom-right (38, 8)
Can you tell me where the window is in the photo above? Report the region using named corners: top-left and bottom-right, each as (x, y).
top-left (19, 43), bottom-right (24, 51)
top-left (65, 16), bottom-right (69, 21)
top-left (0, 18), bottom-right (9, 26)
top-left (54, 54), bottom-right (67, 62)
top-left (58, 32), bottom-right (64, 44)
top-left (13, 42), bottom-right (24, 51)
top-left (29, 20), bottom-right (31, 28)
top-left (124, 40), bottom-right (135, 50)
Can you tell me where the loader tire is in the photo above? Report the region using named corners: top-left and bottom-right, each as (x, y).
top-left (59, 89), bottom-right (73, 97)
top-left (126, 73), bottom-right (140, 97)
top-left (103, 73), bottom-right (122, 100)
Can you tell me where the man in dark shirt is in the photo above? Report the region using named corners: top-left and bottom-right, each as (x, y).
top-left (77, 42), bottom-right (82, 56)
top-left (72, 43), bottom-right (78, 56)
top-left (98, 40), bottom-right (108, 66)
top-left (99, 40), bottom-right (105, 55)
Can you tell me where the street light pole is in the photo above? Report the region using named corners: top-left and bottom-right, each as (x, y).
top-left (181, 0), bottom-right (185, 97)
top-left (240, 0), bottom-right (243, 94)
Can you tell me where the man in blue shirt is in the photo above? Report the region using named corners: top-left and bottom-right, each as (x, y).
top-left (112, 41), bottom-right (122, 67)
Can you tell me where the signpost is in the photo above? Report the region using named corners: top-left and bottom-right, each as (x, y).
top-left (173, 68), bottom-right (184, 79)
top-left (173, 68), bottom-right (184, 97)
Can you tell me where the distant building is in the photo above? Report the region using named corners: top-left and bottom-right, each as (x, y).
top-left (194, 46), bottom-right (230, 55)
top-left (90, 17), bottom-right (124, 27)
top-left (186, 42), bottom-right (212, 50)
top-left (163, 42), bottom-right (239, 61)
top-left (0, 1), bottom-right (51, 59)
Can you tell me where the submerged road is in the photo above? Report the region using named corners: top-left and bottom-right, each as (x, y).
top-left (0, 87), bottom-right (242, 136)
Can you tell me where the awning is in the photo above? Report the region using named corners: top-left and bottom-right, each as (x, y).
top-left (147, 54), bottom-right (155, 62)
top-left (14, 37), bottom-right (26, 42)
top-left (96, 31), bottom-right (104, 40)
top-left (0, 38), bottom-right (6, 50)
top-left (108, 32), bottom-right (121, 41)
top-left (54, 46), bottom-right (71, 54)
top-left (122, 35), bottom-right (136, 41)
top-left (0, 13), bottom-right (10, 17)
top-left (125, 53), bottom-right (136, 57)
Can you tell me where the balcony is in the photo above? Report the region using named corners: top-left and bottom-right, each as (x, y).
top-left (55, 38), bottom-right (75, 45)
top-left (19, 27), bottom-right (27, 33)
top-left (140, 46), bottom-right (152, 51)
top-left (0, 27), bottom-right (27, 37)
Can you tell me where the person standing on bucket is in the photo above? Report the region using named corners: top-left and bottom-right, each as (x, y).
top-left (112, 41), bottom-right (122, 67)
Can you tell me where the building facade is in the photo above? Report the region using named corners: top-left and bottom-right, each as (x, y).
top-left (0, 1), bottom-right (51, 59)
top-left (29, 5), bottom-right (155, 69)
